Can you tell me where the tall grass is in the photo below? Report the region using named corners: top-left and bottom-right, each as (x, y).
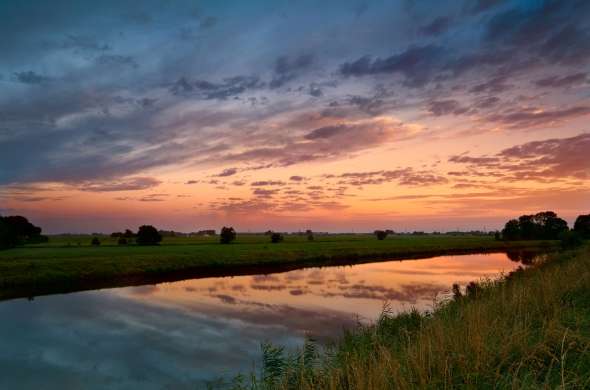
top-left (240, 246), bottom-right (590, 389)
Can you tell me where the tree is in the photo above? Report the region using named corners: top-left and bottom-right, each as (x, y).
top-left (502, 211), bottom-right (569, 241)
top-left (0, 215), bottom-right (44, 249)
top-left (91, 237), bottom-right (101, 246)
top-left (123, 229), bottom-right (135, 238)
top-left (220, 226), bottom-right (236, 244)
top-left (271, 232), bottom-right (284, 243)
top-left (136, 225), bottom-right (162, 245)
top-left (118, 237), bottom-right (128, 245)
top-left (306, 229), bottom-right (314, 241)
top-left (374, 230), bottom-right (388, 240)
top-left (0, 219), bottom-right (18, 249)
top-left (501, 219), bottom-right (521, 240)
top-left (573, 214), bottom-right (590, 238)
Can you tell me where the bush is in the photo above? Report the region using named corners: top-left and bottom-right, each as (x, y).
top-left (560, 230), bottom-right (583, 249)
top-left (136, 225), bottom-right (162, 245)
top-left (374, 230), bottom-right (388, 240)
top-left (271, 233), bottom-right (284, 243)
top-left (306, 230), bottom-right (314, 241)
top-left (220, 226), bottom-right (236, 244)
top-left (117, 237), bottom-right (128, 245)
top-left (91, 237), bottom-right (101, 246)
top-left (573, 214), bottom-right (590, 239)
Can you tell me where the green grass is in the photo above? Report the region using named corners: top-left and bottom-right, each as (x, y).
top-left (243, 245), bottom-right (590, 389)
top-left (0, 234), bottom-right (556, 300)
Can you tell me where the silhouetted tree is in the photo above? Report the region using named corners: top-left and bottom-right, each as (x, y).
top-left (136, 225), bottom-right (162, 245)
top-left (374, 230), bottom-right (388, 240)
top-left (111, 232), bottom-right (123, 238)
top-left (91, 237), bottom-right (101, 246)
top-left (494, 231), bottom-right (501, 241)
top-left (0, 215), bottom-right (45, 249)
top-left (271, 233), bottom-right (284, 243)
top-left (123, 229), bottom-right (135, 238)
top-left (502, 211), bottom-right (568, 241)
top-left (573, 214), bottom-right (590, 238)
top-left (501, 219), bottom-right (521, 240)
top-left (118, 237), bottom-right (128, 245)
top-left (306, 229), bottom-right (314, 241)
top-left (220, 226), bottom-right (236, 244)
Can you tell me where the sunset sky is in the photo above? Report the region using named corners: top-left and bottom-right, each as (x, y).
top-left (1, 0), bottom-right (589, 233)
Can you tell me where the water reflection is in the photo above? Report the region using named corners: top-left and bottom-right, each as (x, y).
top-left (0, 252), bottom-right (536, 389)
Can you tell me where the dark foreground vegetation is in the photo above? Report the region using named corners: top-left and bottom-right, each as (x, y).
top-left (235, 245), bottom-right (590, 389)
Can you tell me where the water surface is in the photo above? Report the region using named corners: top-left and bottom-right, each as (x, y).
top-left (0, 252), bottom-right (534, 389)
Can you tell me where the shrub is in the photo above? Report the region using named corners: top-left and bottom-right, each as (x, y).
top-left (306, 230), bottom-right (314, 241)
top-left (560, 230), bottom-right (583, 249)
top-left (91, 237), bottom-right (101, 246)
top-left (271, 233), bottom-right (284, 243)
top-left (374, 230), bottom-right (388, 240)
top-left (136, 225), bottom-right (162, 245)
top-left (220, 226), bottom-right (236, 244)
top-left (118, 237), bottom-right (128, 245)
top-left (573, 214), bottom-right (590, 238)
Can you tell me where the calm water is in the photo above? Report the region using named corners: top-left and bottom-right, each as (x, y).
top-left (0, 252), bottom-right (535, 389)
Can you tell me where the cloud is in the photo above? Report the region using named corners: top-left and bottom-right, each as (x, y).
top-left (534, 73), bottom-right (587, 88)
top-left (270, 54), bottom-right (314, 88)
top-left (214, 168), bottom-right (238, 177)
top-left (13, 71), bottom-right (50, 84)
top-left (169, 75), bottom-right (262, 99)
top-left (449, 133), bottom-right (590, 181)
top-left (340, 45), bottom-right (446, 87)
top-left (427, 100), bottom-right (468, 116)
top-left (329, 168), bottom-right (448, 187)
top-left (419, 16), bottom-right (451, 36)
top-left (485, 106), bottom-right (590, 129)
top-left (95, 55), bottom-right (138, 69)
top-left (78, 177), bottom-right (161, 192)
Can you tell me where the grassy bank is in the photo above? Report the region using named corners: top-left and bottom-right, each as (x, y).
top-left (246, 245), bottom-right (590, 389)
top-left (0, 234), bottom-right (555, 300)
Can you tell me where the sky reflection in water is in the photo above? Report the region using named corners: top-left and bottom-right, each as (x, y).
top-left (0, 253), bottom-right (528, 388)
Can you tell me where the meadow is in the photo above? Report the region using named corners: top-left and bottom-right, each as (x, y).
top-left (242, 245), bottom-right (590, 389)
top-left (0, 234), bottom-right (556, 301)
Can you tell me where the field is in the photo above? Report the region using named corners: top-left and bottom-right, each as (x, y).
top-left (0, 234), bottom-right (556, 300)
top-left (245, 245), bottom-right (590, 389)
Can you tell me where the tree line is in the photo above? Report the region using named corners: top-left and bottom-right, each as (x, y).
top-left (501, 211), bottom-right (590, 244)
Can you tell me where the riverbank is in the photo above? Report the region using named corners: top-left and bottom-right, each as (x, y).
top-left (0, 234), bottom-right (556, 301)
top-left (249, 245), bottom-right (590, 389)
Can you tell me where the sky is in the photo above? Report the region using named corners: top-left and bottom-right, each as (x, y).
top-left (1, 0), bottom-right (589, 233)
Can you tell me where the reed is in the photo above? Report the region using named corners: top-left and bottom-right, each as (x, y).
top-left (241, 246), bottom-right (590, 389)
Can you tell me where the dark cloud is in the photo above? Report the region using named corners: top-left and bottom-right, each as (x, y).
top-left (486, 105), bottom-right (590, 129)
top-left (214, 168), bottom-right (238, 177)
top-left (170, 75), bottom-right (262, 99)
top-left (469, 76), bottom-right (512, 94)
top-left (95, 55), bottom-right (138, 69)
top-left (534, 72), bottom-right (587, 88)
top-left (419, 16), bottom-right (451, 36)
top-left (13, 71), bottom-right (50, 84)
top-left (340, 45), bottom-right (446, 87)
top-left (427, 100), bottom-right (468, 116)
top-left (289, 176), bottom-right (305, 182)
top-left (270, 54), bottom-right (314, 88)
